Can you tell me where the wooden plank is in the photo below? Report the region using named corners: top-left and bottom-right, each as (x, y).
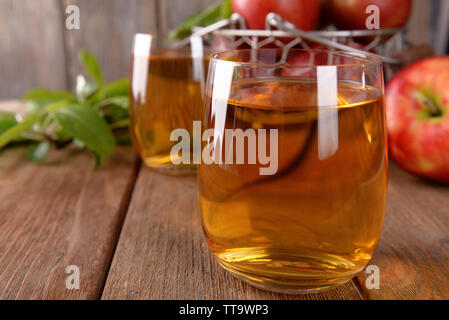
top-left (102, 167), bottom-right (363, 300)
top-left (0, 0), bottom-right (67, 99)
top-left (62, 0), bottom-right (158, 90)
top-left (0, 101), bottom-right (139, 299)
top-left (355, 162), bottom-right (449, 300)
top-left (157, 0), bottom-right (217, 43)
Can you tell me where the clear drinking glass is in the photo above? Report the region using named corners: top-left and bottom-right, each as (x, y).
top-left (198, 49), bottom-right (388, 293)
top-left (129, 34), bottom-right (208, 174)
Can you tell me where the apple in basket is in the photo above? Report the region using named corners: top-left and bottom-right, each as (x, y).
top-left (386, 56), bottom-right (449, 183)
top-left (326, 0), bottom-right (412, 30)
top-left (231, 0), bottom-right (321, 30)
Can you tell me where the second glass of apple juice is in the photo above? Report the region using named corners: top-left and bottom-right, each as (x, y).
top-left (198, 49), bottom-right (388, 293)
top-left (129, 34), bottom-right (208, 174)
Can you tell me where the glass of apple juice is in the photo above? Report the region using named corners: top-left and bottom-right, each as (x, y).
top-left (198, 48), bottom-right (388, 293)
top-left (129, 33), bottom-right (209, 174)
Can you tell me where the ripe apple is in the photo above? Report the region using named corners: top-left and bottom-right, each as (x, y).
top-left (232, 0), bottom-right (320, 30)
top-left (326, 0), bottom-right (412, 30)
top-left (231, 0), bottom-right (272, 30)
top-left (273, 0), bottom-right (321, 31)
top-left (386, 56), bottom-right (449, 183)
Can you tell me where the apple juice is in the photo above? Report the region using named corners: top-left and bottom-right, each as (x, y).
top-left (198, 78), bottom-right (388, 290)
top-left (130, 53), bottom-right (208, 173)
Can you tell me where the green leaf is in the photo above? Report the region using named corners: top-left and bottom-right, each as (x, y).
top-left (0, 110), bottom-right (18, 135)
top-left (167, 2), bottom-right (222, 42)
top-left (89, 78), bottom-right (129, 105)
top-left (53, 104), bottom-right (115, 167)
top-left (22, 89), bottom-right (74, 112)
top-left (25, 101), bottom-right (45, 114)
top-left (220, 0), bottom-right (232, 19)
top-left (78, 50), bottom-right (104, 86)
top-left (73, 138), bottom-right (86, 149)
top-left (27, 141), bottom-right (50, 163)
top-left (109, 118), bottom-right (130, 130)
top-left (0, 112), bottom-right (41, 149)
top-left (44, 99), bottom-right (75, 113)
top-left (0, 119), bottom-right (17, 135)
top-left (93, 96), bottom-right (129, 123)
top-left (115, 134), bottom-right (132, 145)
top-left (53, 128), bottom-right (73, 143)
top-left (76, 75), bottom-right (98, 102)
top-left (22, 88), bottom-right (73, 102)
top-left (101, 78), bottom-right (129, 98)
top-left (96, 96), bottom-right (129, 110)
top-left (107, 96), bottom-right (129, 109)
top-left (0, 110), bottom-right (16, 120)
top-left (103, 104), bottom-right (129, 123)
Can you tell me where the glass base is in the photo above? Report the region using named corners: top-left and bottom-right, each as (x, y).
top-left (143, 159), bottom-right (197, 176)
top-left (215, 258), bottom-right (362, 294)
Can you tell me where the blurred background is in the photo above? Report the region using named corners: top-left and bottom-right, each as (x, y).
top-left (0, 0), bottom-right (448, 99)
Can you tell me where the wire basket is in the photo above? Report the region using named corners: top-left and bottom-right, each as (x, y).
top-left (173, 13), bottom-right (407, 78)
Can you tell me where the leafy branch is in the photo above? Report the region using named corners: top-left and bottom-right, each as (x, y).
top-left (0, 50), bottom-right (130, 168)
top-left (167, 0), bottom-right (232, 43)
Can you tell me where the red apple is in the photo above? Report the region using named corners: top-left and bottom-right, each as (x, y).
top-left (326, 0), bottom-right (412, 30)
top-left (232, 0), bottom-right (320, 30)
top-left (231, 0), bottom-right (273, 30)
top-left (386, 56), bottom-right (449, 183)
top-left (274, 0), bottom-right (321, 31)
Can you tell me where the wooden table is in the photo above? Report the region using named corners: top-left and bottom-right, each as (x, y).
top-left (0, 102), bottom-right (448, 300)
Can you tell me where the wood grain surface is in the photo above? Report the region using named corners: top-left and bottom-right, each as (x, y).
top-left (102, 163), bottom-right (449, 300)
top-left (0, 146), bottom-right (138, 299)
top-left (355, 163), bottom-right (449, 300)
top-left (0, 99), bottom-right (448, 299)
top-left (101, 167), bottom-right (364, 300)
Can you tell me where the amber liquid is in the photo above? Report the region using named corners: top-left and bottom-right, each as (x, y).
top-left (198, 78), bottom-right (388, 292)
top-left (130, 55), bottom-right (207, 173)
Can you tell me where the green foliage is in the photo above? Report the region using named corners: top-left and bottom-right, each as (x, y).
top-left (0, 50), bottom-right (131, 168)
top-left (0, 110), bottom-right (18, 136)
top-left (78, 50), bottom-right (104, 86)
top-left (167, 0), bottom-right (233, 43)
top-left (27, 141), bottom-right (50, 163)
top-left (54, 105), bottom-right (115, 167)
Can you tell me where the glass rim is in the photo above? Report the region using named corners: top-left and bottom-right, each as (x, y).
top-left (210, 48), bottom-right (383, 68)
top-left (132, 33), bottom-right (212, 58)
